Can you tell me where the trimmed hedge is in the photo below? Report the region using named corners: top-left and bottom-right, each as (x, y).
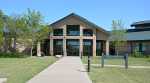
top-left (0, 52), bottom-right (28, 58)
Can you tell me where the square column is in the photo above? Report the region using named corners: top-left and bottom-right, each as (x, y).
top-left (80, 39), bottom-right (83, 57)
top-left (93, 29), bottom-right (96, 56)
top-left (93, 38), bottom-right (96, 56)
top-left (106, 40), bottom-right (109, 55)
top-left (63, 39), bottom-right (67, 56)
top-left (50, 32), bottom-right (53, 56)
top-left (79, 26), bottom-right (83, 57)
top-left (63, 25), bottom-right (67, 56)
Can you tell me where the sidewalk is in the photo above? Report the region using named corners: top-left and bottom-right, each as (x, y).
top-left (85, 64), bottom-right (150, 69)
top-left (27, 56), bottom-right (92, 83)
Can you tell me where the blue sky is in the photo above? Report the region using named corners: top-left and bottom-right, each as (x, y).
top-left (0, 0), bottom-right (149, 30)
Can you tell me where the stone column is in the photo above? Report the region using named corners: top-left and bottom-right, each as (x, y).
top-left (63, 25), bottom-right (67, 56)
top-left (93, 29), bottom-right (96, 56)
top-left (50, 32), bottom-right (53, 56)
top-left (106, 40), bottom-right (109, 55)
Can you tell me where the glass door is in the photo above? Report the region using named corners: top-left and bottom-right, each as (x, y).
top-left (83, 39), bottom-right (93, 56)
top-left (66, 39), bottom-right (79, 56)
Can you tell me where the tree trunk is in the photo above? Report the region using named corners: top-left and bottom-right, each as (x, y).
top-left (30, 41), bottom-right (33, 57)
top-left (12, 37), bottom-right (17, 52)
top-left (37, 41), bottom-right (41, 57)
top-left (115, 46), bottom-right (119, 56)
top-left (3, 36), bottom-right (8, 52)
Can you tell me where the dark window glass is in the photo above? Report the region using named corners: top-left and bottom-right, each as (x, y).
top-left (83, 40), bottom-right (93, 56)
top-left (83, 29), bottom-right (93, 36)
top-left (67, 25), bottom-right (80, 36)
top-left (53, 39), bottom-right (63, 55)
top-left (53, 29), bottom-right (63, 36)
top-left (67, 39), bottom-right (79, 56)
top-left (96, 40), bottom-right (103, 56)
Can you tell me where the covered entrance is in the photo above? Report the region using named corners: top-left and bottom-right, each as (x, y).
top-left (66, 39), bottom-right (80, 56)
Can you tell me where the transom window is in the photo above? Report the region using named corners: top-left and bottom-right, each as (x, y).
top-left (53, 29), bottom-right (63, 36)
top-left (67, 25), bottom-right (80, 36)
top-left (83, 29), bottom-right (93, 36)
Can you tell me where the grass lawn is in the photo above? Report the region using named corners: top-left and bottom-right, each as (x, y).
top-left (0, 56), bottom-right (57, 83)
top-left (89, 67), bottom-right (150, 83)
top-left (82, 56), bottom-right (150, 66)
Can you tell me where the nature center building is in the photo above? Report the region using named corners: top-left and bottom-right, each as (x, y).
top-left (44, 13), bottom-right (150, 56)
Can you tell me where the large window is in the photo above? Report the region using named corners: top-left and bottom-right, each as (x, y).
top-left (83, 29), bottom-right (93, 36)
top-left (53, 29), bottom-right (63, 36)
top-left (67, 25), bottom-right (80, 36)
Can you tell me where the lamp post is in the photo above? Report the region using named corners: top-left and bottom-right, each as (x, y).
top-left (87, 53), bottom-right (91, 72)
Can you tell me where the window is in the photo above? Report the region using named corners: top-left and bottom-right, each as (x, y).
top-left (83, 29), bottom-right (93, 36)
top-left (67, 25), bottom-right (80, 36)
top-left (53, 29), bottom-right (63, 36)
top-left (139, 43), bottom-right (146, 52)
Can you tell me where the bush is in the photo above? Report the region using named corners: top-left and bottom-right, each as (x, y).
top-left (130, 49), bottom-right (149, 58)
top-left (0, 52), bottom-right (29, 58)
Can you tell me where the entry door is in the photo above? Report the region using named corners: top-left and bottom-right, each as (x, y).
top-left (53, 39), bottom-right (63, 56)
top-left (83, 40), bottom-right (93, 56)
top-left (66, 39), bottom-right (79, 56)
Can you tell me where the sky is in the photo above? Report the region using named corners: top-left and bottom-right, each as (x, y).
top-left (0, 0), bottom-right (149, 30)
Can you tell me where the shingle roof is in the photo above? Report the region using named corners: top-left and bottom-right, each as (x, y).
top-left (125, 31), bottom-right (150, 40)
top-left (49, 13), bottom-right (109, 35)
top-left (131, 20), bottom-right (150, 26)
top-left (127, 28), bottom-right (150, 32)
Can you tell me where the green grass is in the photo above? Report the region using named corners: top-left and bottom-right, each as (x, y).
top-left (89, 67), bottom-right (150, 83)
top-left (0, 56), bottom-right (57, 83)
top-left (82, 56), bottom-right (150, 66)
top-left (82, 56), bottom-right (150, 83)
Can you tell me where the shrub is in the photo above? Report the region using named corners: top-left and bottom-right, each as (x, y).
top-left (130, 48), bottom-right (149, 58)
top-left (0, 52), bottom-right (29, 58)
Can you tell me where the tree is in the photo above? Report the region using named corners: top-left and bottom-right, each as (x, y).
top-left (35, 25), bottom-right (50, 56)
top-left (24, 8), bottom-right (47, 56)
top-left (0, 10), bottom-right (5, 47)
top-left (110, 20), bottom-right (126, 55)
top-left (0, 10), bottom-right (10, 52)
top-left (6, 15), bottom-right (27, 52)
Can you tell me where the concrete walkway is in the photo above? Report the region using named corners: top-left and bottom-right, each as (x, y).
top-left (85, 64), bottom-right (150, 69)
top-left (27, 56), bottom-right (92, 83)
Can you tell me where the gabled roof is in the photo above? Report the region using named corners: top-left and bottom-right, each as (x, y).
top-left (49, 13), bottom-right (109, 35)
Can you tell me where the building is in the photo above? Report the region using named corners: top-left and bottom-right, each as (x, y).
top-left (48, 13), bottom-right (110, 56)
top-left (125, 20), bottom-right (150, 55)
top-left (44, 13), bottom-right (150, 56)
